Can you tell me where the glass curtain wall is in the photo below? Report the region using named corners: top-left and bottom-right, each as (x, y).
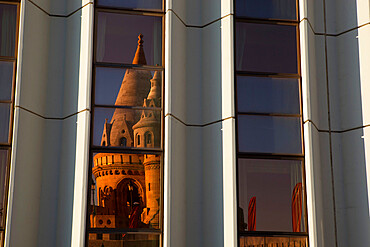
top-left (86, 1), bottom-right (164, 247)
top-left (0, 1), bottom-right (19, 246)
top-left (234, 1), bottom-right (309, 246)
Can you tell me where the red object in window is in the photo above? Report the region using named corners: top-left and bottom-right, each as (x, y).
top-left (292, 183), bottom-right (302, 232)
top-left (248, 197), bottom-right (256, 231)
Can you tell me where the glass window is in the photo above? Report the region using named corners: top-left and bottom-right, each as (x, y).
top-left (237, 76), bottom-right (300, 114)
top-left (95, 67), bottom-right (162, 107)
top-left (0, 61), bottom-right (14, 101)
top-left (97, 0), bottom-right (162, 12)
top-left (236, 22), bottom-right (298, 74)
top-left (240, 236), bottom-right (308, 247)
top-left (93, 107), bottom-right (161, 148)
top-left (0, 150), bottom-right (8, 228)
top-left (235, 0), bottom-right (297, 20)
top-left (238, 115), bottom-right (302, 154)
top-left (0, 4), bottom-right (17, 57)
top-left (96, 12), bottom-right (162, 66)
top-left (88, 233), bottom-right (160, 246)
top-left (238, 159), bottom-right (305, 232)
top-left (0, 104), bottom-right (11, 144)
top-left (89, 152), bottom-right (161, 230)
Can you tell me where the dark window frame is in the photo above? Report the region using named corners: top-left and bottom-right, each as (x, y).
top-left (85, 3), bottom-right (165, 246)
top-left (234, 0), bottom-right (309, 244)
top-left (0, 1), bottom-right (20, 246)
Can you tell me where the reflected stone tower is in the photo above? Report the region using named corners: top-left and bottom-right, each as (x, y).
top-left (91, 35), bottom-right (161, 233)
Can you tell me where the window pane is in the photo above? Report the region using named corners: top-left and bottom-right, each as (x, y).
top-left (96, 12), bottom-right (162, 66)
top-left (0, 150), bottom-right (8, 228)
top-left (93, 107), bottom-right (161, 148)
top-left (0, 4), bottom-right (17, 57)
top-left (0, 104), bottom-right (11, 144)
top-left (235, 0), bottom-right (297, 20)
top-left (97, 0), bottom-right (162, 12)
top-left (238, 159), bottom-right (305, 232)
top-left (237, 76), bottom-right (300, 114)
top-left (95, 67), bottom-right (162, 108)
top-left (238, 115), bottom-right (302, 154)
top-left (236, 22), bottom-right (298, 74)
top-left (89, 152), bottom-right (161, 230)
top-left (88, 233), bottom-right (160, 246)
top-left (0, 61), bottom-right (14, 101)
top-left (240, 236), bottom-right (308, 247)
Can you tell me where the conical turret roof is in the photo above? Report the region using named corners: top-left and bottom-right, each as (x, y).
top-left (132, 34), bottom-right (147, 65)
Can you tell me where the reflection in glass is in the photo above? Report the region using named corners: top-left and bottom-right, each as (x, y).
top-left (240, 236), bottom-right (308, 247)
top-left (97, 0), bottom-right (162, 12)
top-left (238, 115), bottom-right (302, 154)
top-left (95, 67), bottom-right (162, 107)
top-left (0, 4), bottom-right (17, 57)
top-left (236, 22), bottom-right (297, 74)
top-left (93, 107), bottom-right (161, 148)
top-left (96, 12), bottom-right (162, 65)
top-left (237, 76), bottom-right (300, 114)
top-left (0, 104), bottom-right (10, 144)
top-left (90, 152), bottom-right (161, 230)
top-left (88, 233), bottom-right (160, 247)
top-left (0, 150), bottom-right (8, 228)
top-left (238, 159), bottom-right (304, 232)
top-left (0, 61), bottom-right (14, 101)
top-left (235, 0), bottom-right (297, 20)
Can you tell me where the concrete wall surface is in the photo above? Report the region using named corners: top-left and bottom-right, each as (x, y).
top-left (5, 0), bottom-right (92, 247)
top-left (299, 0), bottom-right (370, 246)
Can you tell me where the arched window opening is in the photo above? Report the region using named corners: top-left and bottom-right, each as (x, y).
top-left (120, 137), bottom-right (127, 147)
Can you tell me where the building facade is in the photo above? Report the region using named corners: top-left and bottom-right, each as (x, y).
top-left (0, 0), bottom-right (370, 247)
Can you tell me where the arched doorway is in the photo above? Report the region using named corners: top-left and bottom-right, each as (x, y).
top-left (116, 178), bottom-right (144, 228)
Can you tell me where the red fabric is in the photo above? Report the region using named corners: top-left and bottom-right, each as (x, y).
top-left (248, 197), bottom-right (256, 231)
top-left (122, 205), bottom-right (141, 238)
top-left (129, 205), bottom-right (140, 228)
top-left (292, 183), bottom-right (303, 232)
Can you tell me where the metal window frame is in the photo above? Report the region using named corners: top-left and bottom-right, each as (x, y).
top-left (0, 1), bottom-right (20, 247)
top-left (85, 3), bottom-right (165, 247)
top-left (234, 0), bottom-right (310, 244)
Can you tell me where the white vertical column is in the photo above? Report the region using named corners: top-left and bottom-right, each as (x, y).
top-left (221, 0), bottom-right (237, 246)
top-left (70, 3), bottom-right (93, 247)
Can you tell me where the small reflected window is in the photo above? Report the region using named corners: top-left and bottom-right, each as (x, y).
top-left (120, 137), bottom-right (127, 147)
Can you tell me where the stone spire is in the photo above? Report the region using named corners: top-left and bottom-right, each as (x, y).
top-left (132, 34), bottom-right (147, 65)
top-left (147, 70), bottom-right (161, 100)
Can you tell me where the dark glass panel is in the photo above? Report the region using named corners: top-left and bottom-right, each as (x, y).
top-left (0, 4), bottom-right (17, 57)
top-left (238, 115), bottom-right (302, 154)
top-left (97, 0), bottom-right (162, 12)
top-left (235, 0), bottom-right (297, 20)
top-left (240, 236), bottom-right (308, 247)
top-left (93, 107), bottom-right (161, 148)
top-left (237, 76), bottom-right (300, 114)
top-left (88, 233), bottom-right (160, 247)
top-left (0, 61), bottom-right (14, 101)
top-left (0, 104), bottom-right (11, 144)
top-left (95, 67), bottom-right (162, 108)
top-left (0, 150), bottom-right (8, 228)
top-left (96, 12), bottom-right (162, 66)
top-left (89, 152), bottom-right (161, 230)
top-left (236, 22), bottom-right (298, 74)
top-left (238, 159), bottom-right (304, 232)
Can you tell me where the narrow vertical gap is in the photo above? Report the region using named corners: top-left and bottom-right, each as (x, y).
top-left (322, 0), bottom-right (339, 246)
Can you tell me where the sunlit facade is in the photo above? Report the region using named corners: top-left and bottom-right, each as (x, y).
top-left (1, 0), bottom-right (370, 247)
